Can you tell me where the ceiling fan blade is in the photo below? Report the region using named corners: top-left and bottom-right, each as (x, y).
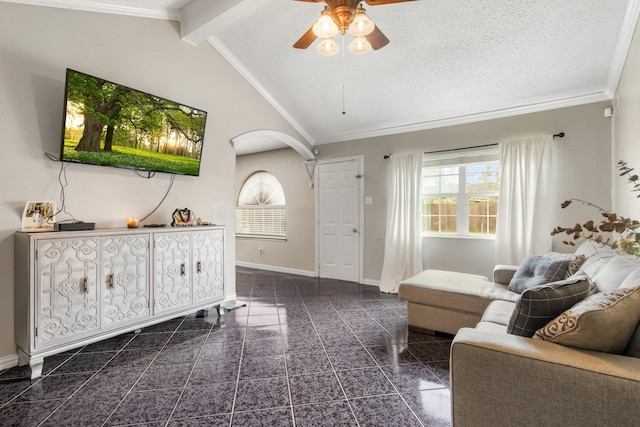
top-left (293, 25), bottom-right (318, 49)
top-left (364, 0), bottom-right (415, 5)
top-left (366, 26), bottom-right (389, 50)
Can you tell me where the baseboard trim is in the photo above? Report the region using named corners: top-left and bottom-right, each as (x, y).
top-left (361, 278), bottom-right (380, 288)
top-left (236, 262), bottom-right (316, 278)
top-left (0, 353), bottom-right (19, 371)
top-left (235, 262), bottom-right (382, 287)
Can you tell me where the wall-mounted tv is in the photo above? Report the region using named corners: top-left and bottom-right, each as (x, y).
top-left (60, 68), bottom-right (207, 176)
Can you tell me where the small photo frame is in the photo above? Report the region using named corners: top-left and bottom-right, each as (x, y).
top-left (22, 201), bottom-right (56, 231)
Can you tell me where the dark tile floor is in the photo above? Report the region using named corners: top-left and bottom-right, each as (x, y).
top-left (0, 268), bottom-right (451, 426)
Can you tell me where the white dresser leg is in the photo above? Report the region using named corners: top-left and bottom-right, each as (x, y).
top-left (30, 358), bottom-right (44, 379)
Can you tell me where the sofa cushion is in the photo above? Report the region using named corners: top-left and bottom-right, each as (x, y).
top-left (533, 286), bottom-right (640, 353)
top-left (399, 270), bottom-right (519, 317)
top-left (574, 240), bottom-right (617, 278)
top-left (620, 267), bottom-right (640, 289)
top-left (481, 300), bottom-right (517, 327)
top-left (624, 323), bottom-right (640, 358)
top-left (507, 273), bottom-right (594, 337)
top-left (592, 255), bottom-right (640, 291)
top-left (507, 255), bottom-right (570, 293)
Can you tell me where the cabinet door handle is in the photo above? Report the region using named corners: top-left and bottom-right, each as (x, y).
top-left (181, 263), bottom-right (186, 276)
top-left (197, 261), bottom-right (201, 273)
top-left (109, 274), bottom-right (114, 288)
top-left (83, 277), bottom-right (89, 294)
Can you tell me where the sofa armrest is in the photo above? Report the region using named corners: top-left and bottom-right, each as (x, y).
top-left (450, 328), bottom-right (640, 427)
top-left (492, 264), bottom-right (519, 285)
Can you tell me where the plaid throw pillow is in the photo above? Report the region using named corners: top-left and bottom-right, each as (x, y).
top-left (507, 273), bottom-right (595, 337)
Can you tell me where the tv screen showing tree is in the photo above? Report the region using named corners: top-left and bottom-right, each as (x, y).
top-left (60, 69), bottom-right (207, 176)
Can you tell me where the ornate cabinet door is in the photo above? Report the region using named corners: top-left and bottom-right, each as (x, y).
top-left (153, 232), bottom-right (192, 314)
top-left (35, 237), bottom-right (99, 348)
top-left (101, 234), bottom-right (150, 328)
top-left (192, 229), bottom-right (224, 301)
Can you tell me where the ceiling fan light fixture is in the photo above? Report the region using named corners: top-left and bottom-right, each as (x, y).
top-left (348, 36), bottom-right (371, 54)
top-left (312, 12), bottom-right (339, 38)
top-left (317, 37), bottom-right (339, 56)
top-left (348, 9), bottom-right (375, 37)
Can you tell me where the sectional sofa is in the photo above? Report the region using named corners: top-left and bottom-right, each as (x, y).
top-left (399, 240), bottom-right (640, 426)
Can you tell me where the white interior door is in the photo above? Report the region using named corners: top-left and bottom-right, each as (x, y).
top-left (317, 158), bottom-right (361, 282)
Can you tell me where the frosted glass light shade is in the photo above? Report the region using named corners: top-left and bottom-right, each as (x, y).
top-left (348, 10), bottom-right (374, 36)
top-left (313, 14), bottom-right (339, 38)
top-left (348, 36), bottom-right (371, 54)
top-left (317, 37), bottom-right (339, 56)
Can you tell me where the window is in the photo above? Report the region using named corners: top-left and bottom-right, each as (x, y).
top-left (421, 147), bottom-right (500, 236)
top-left (236, 171), bottom-right (286, 239)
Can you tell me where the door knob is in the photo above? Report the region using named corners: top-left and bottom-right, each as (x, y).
top-left (352, 228), bottom-right (358, 233)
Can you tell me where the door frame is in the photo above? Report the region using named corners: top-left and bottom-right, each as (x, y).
top-left (314, 155), bottom-right (364, 283)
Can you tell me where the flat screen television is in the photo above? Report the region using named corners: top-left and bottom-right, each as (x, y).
top-left (60, 68), bottom-right (207, 176)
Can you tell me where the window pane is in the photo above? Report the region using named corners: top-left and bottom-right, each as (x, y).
top-left (422, 197), bottom-right (457, 233)
top-left (236, 207), bottom-right (286, 237)
top-left (466, 162), bottom-right (500, 193)
top-left (422, 176), bottom-right (440, 194)
top-left (237, 171), bottom-right (287, 238)
top-left (441, 173), bottom-right (459, 193)
top-left (468, 196), bottom-right (498, 235)
top-left (422, 167), bottom-right (459, 195)
top-left (421, 158), bottom-right (500, 237)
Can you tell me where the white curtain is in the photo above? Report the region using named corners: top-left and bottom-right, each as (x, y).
top-left (379, 153), bottom-right (424, 293)
top-left (496, 135), bottom-right (555, 265)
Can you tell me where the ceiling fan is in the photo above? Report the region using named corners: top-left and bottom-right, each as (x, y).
top-left (293, 0), bottom-right (415, 55)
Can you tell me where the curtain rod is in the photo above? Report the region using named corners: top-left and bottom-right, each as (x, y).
top-left (383, 132), bottom-right (565, 159)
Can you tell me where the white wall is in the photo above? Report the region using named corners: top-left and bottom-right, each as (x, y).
top-left (319, 102), bottom-right (612, 281)
top-left (232, 102), bottom-right (613, 281)
top-left (235, 148), bottom-right (315, 274)
top-left (0, 3), bottom-right (303, 367)
top-left (613, 15), bottom-right (640, 214)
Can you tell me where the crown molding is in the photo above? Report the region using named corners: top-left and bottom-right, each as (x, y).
top-left (206, 34), bottom-right (315, 145)
top-left (2, 0), bottom-right (181, 20)
top-left (312, 91), bottom-right (612, 145)
top-left (604, 0), bottom-right (640, 97)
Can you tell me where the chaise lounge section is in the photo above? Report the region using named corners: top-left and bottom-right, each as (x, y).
top-left (398, 267), bottom-right (520, 335)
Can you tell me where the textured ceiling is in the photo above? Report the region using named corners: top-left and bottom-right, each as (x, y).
top-left (5, 0), bottom-right (640, 149)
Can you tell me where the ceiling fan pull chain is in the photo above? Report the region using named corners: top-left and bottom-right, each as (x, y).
top-left (342, 36), bottom-right (346, 115)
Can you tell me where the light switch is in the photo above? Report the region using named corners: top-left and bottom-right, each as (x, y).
top-left (364, 197), bottom-right (373, 205)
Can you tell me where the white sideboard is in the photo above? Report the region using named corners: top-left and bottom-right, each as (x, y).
top-left (14, 226), bottom-right (225, 378)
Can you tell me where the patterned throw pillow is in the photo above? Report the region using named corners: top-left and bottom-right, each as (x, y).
top-left (542, 252), bottom-right (586, 278)
top-left (507, 273), bottom-right (595, 337)
top-left (508, 255), bottom-right (571, 293)
top-left (533, 286), bottom-right (640, 353)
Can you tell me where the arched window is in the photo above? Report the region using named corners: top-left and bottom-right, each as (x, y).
top-left (236, 171), bottom-right (286, 239)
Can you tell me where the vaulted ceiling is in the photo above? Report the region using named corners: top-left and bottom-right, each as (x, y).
top-left (5, 0), bottom-right (640, 149)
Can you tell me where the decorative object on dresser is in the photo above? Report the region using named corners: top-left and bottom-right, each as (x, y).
top-left (21, 201), bottom-right (56, 231)
top-left (14, 226), bottom-right (225, 378)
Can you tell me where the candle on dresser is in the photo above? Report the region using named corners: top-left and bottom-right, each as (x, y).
top-left (126, 218), bottom-right (139, 228)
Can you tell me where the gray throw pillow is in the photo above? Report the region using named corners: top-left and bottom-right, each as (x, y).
top-left (507, 273), bottom-right (595, 337)
top-left (508, 255), bottom-right (571, 293)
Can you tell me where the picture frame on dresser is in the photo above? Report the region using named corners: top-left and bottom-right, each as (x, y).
top-left (21, 201), bottom-right (56, 231)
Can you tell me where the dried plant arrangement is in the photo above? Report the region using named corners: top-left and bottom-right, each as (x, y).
top-left (551, 160), bottom-right (640, 256)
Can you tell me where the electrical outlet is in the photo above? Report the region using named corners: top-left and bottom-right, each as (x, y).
top-left (258, 248), bottom-right (264, 255)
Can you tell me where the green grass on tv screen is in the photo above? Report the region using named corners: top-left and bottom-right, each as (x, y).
top-left (63, 140), bottom-right (200, 176)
